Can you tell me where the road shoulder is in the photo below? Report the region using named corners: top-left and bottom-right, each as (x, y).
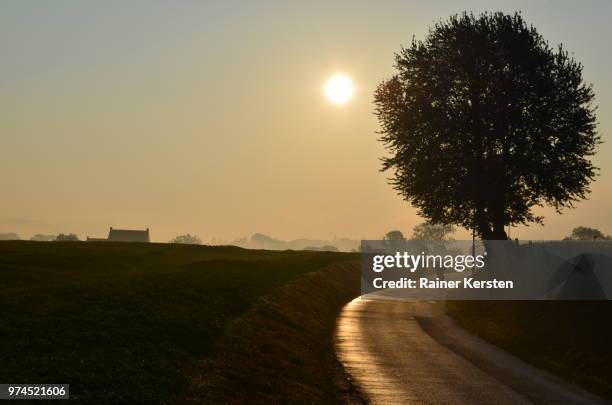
top-left (418, 311), bottom-right (608, 404)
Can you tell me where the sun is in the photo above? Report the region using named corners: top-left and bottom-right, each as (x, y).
top-left (324, 74), bottom-right (354, 105)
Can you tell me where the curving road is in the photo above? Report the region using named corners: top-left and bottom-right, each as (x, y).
top-left (335, 298), bottom-right (608, 405)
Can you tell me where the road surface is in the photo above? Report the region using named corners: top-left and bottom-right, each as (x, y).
top-left (335, 297), bottom-right (608, 405)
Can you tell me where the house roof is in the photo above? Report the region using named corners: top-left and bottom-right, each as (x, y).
top-left (107, 227), bottom-right (150, 242)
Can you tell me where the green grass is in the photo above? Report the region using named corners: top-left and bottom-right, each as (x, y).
top-left (0, 241), bottom-right (359, 404)
top-left (447, 301), bottom-right (612, 399)
top-left (178, 262), bottom-right (360, 404)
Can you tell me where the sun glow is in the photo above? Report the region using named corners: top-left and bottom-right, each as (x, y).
top-left (324, 74), bottom-right (354, 105)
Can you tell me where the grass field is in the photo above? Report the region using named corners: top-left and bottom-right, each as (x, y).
top-left (0, 241), bottom-right (359, 404)
top-left (447, 301), bottom-right (612, 399)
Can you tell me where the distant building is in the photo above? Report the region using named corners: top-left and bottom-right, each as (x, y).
top-left (87, 227), bottom-right (150, 242)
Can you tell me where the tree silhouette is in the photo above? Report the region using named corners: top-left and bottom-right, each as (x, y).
top-left (375, 12), bottom-right (599, 240)
top-left (169, 234), bottom-right (202, 245)
top-left (564, 226), bottom-right (611, 241)
top-left (384, 230), bottom-right (406, 241)
top-left (410, 221), bottom-right (455, 241)
top-left (55, 233), bottom-right (79, 241)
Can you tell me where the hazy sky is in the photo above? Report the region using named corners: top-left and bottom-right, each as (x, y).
top-left (2, 1), bottom-right (611, 242)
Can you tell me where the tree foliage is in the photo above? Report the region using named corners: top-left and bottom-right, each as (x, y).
top-left (55, 233), bottom-right (79, 241)
top-left (169, 234), bottom-right (202, 245)
top-left (384, 230), bottom-right (406, 241)
top-left (564, 226), bottom-right (610, 241)
top-left (375, 12), bottom-right (599, 239)
top-left (411, 221), bottom-right (455, 241)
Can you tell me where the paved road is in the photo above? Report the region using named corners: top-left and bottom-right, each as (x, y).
top-left (335, 298), bottom-right (608, 405)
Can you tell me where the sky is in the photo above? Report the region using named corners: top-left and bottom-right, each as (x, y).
top-left (2, 0), bottom-right (612, 242)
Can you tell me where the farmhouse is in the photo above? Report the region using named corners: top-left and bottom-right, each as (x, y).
top-left (87, 227), bottom-right (150, 242)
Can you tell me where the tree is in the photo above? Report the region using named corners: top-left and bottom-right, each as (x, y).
top-left (375, 12), bottom-right (599, 240)
top-left (410, 221), bottom-right (455, 241)
top-left (169, 234), bottom-right (202, 244)
top-left (564, 226), bottom-right (611, 241)
top-left (0, 233), bottom-right (20, 240)
top-left (384, 230), bottom-right (406, 241)
top-left (55, 233), bottom-right (79, 241)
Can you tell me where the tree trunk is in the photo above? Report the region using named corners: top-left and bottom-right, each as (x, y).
top-left (475, 216), bottom-right (508, 240)
top-left (491, 224), bottom-right (508, 240)
top-left (491, 205), bottom-right (508, 240)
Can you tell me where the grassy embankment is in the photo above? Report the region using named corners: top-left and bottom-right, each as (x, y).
top-left (447, 301), bottom-right (612, 398)
top-left (0, 241), bottom-right (360, 404)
